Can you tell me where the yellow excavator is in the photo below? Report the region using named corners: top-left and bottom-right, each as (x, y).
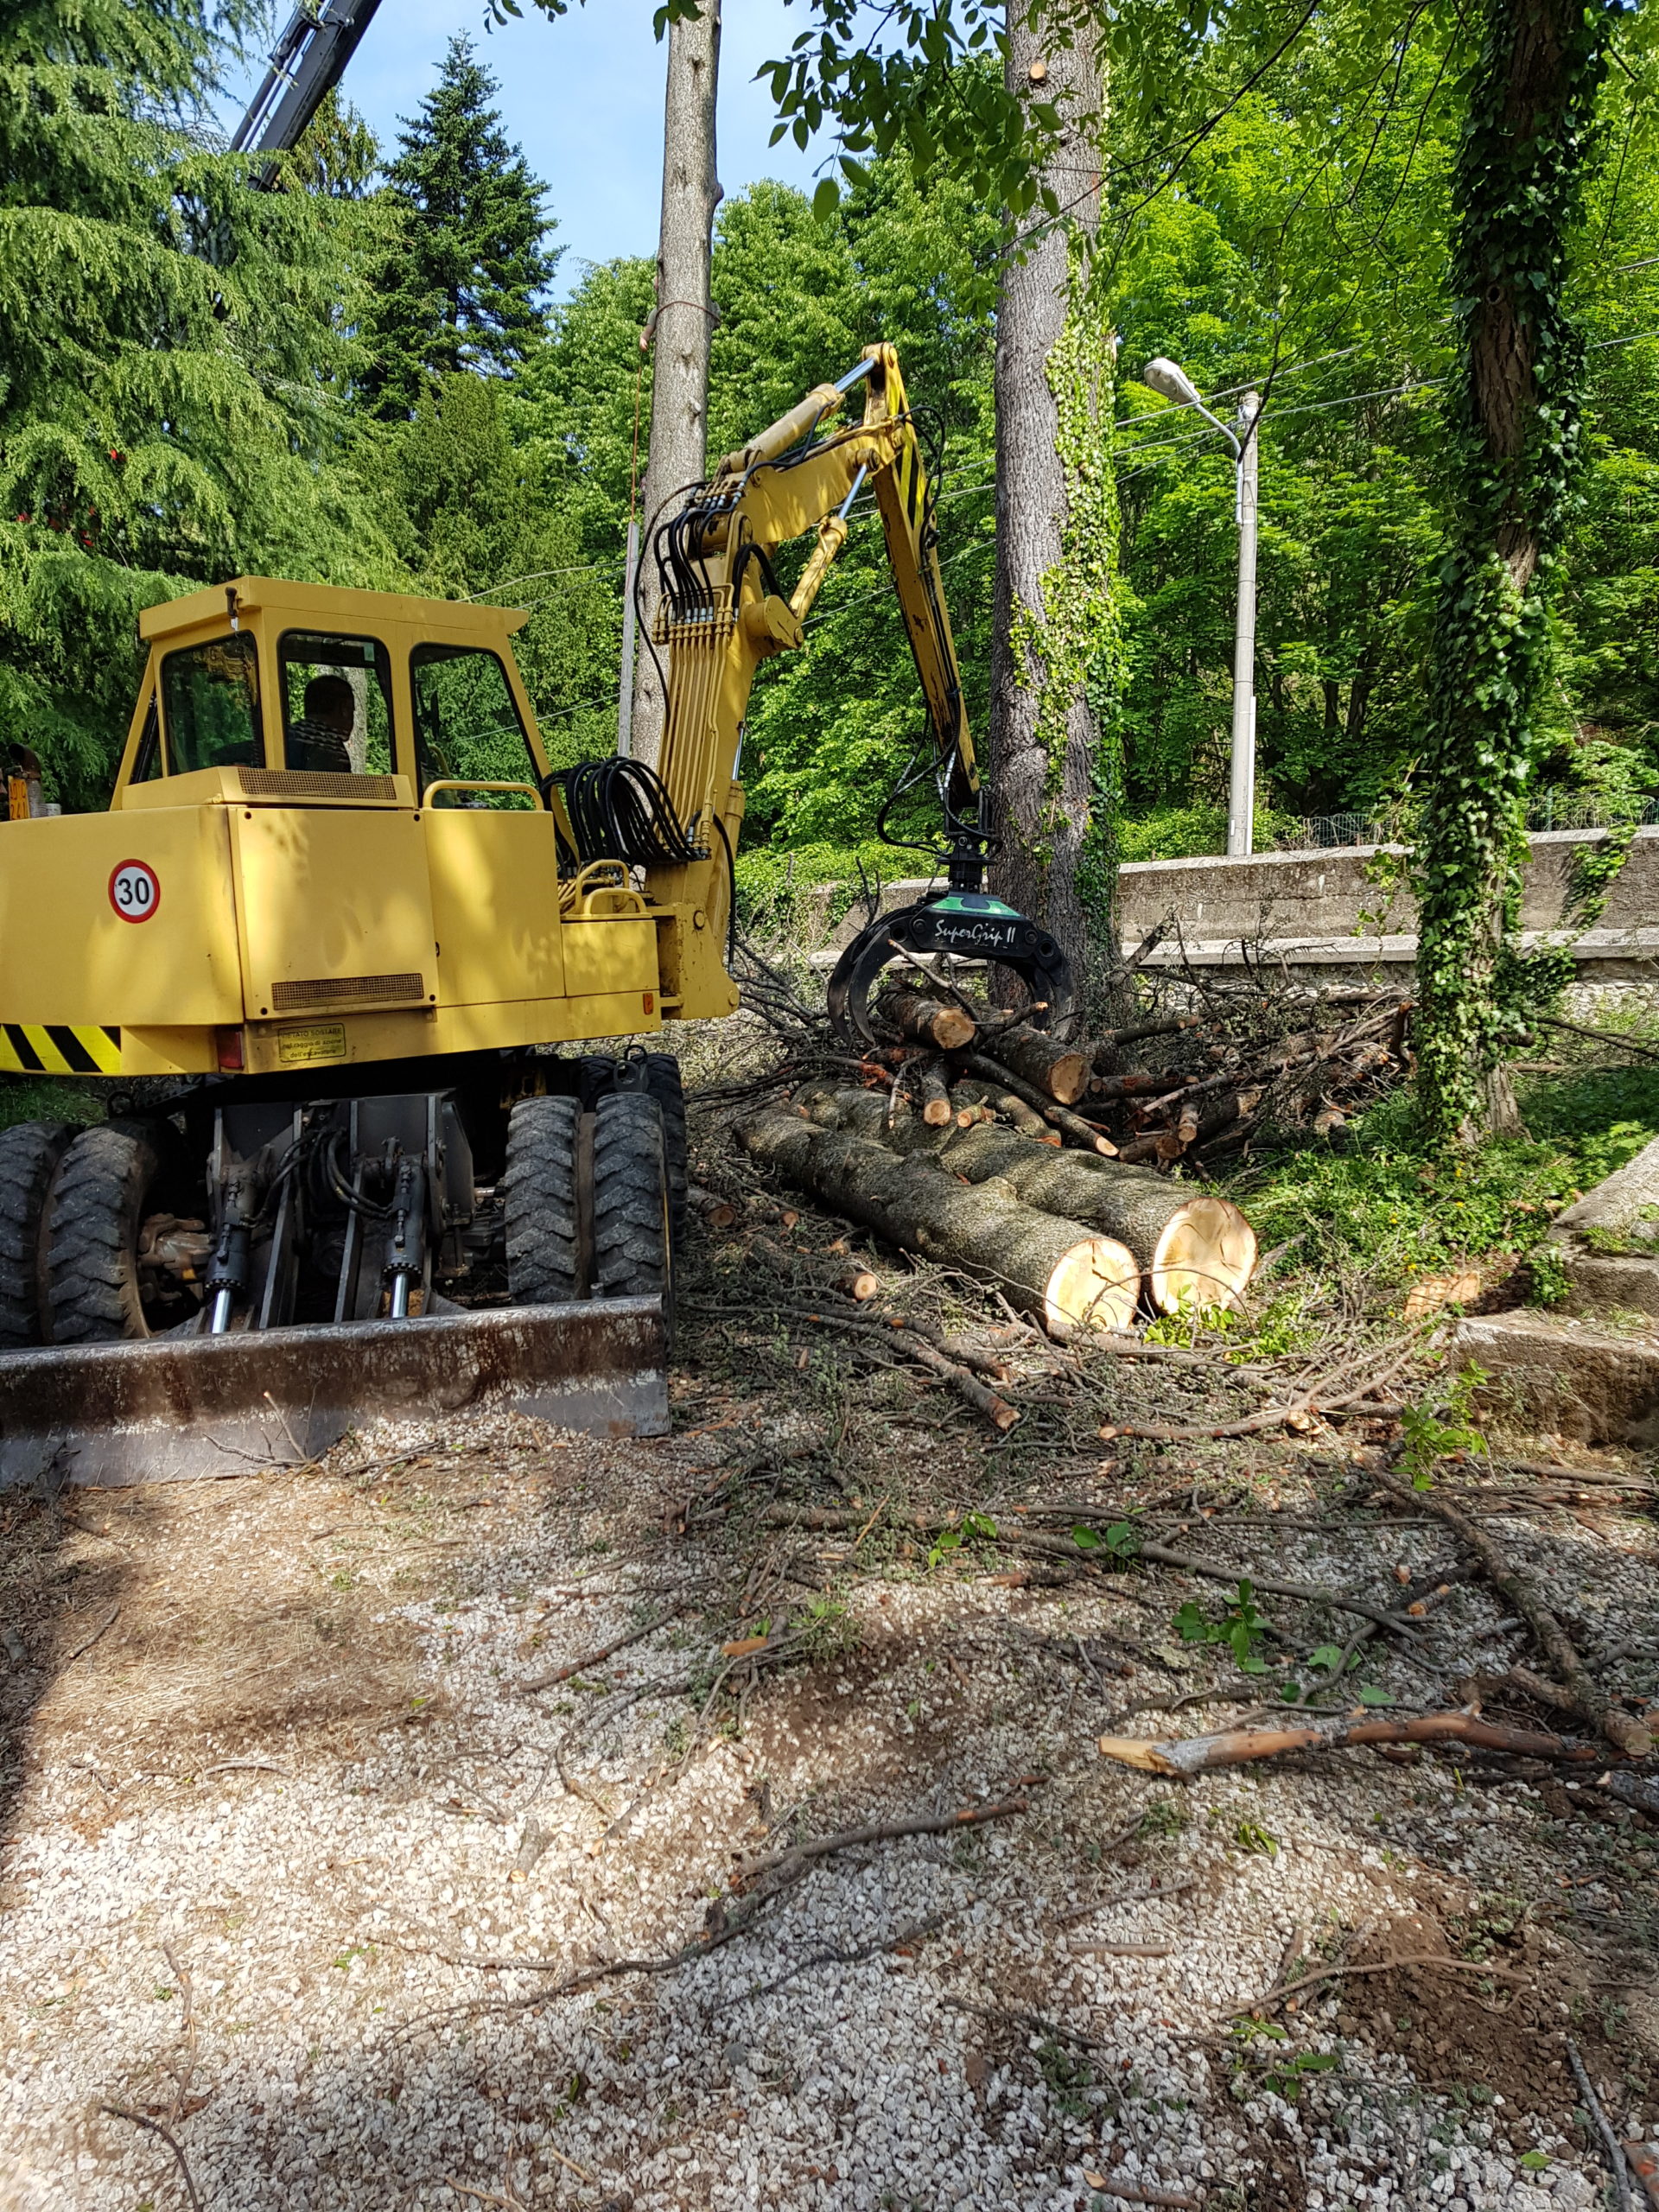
top-left (0, 346), bottom-right (1072, 1484)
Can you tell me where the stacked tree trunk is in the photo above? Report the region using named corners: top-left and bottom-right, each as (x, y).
top-left (791, 1086), bottom-right (1255, 1315)
top-left (728, 983), bottom-right (1414, 1325)
top-left (735, 1109), bottom-right (1141, 1338)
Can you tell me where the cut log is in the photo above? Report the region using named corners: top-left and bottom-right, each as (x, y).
top-left (986, 1023), bottom-right (1090, 1104)
top-left (1093, 1014), bottom-right (1200, 1069)
top-left (1090, 1070), bottom-right (1159, 1103)
top-left (792, 1089), bottom-right (1255, 1313)
top-left (954, 1077), bottom-right (1058, 1144)
top-left (876, 984), bottom-right (976, 1052)
top-left (914, 1060), bottom-right (955, 1127)
top-left (735, 1109), bottom-right (1139, 1337)
top-left (959, 1053), bottom-right (1116, 1154)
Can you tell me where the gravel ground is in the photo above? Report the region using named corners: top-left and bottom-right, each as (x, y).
top-left (3, 1370), bottom-right (1657, 2211)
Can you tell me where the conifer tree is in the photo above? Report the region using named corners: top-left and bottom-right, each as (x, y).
top-left (0, 0), bottom-right (389, 806)
top-left (364, 36), bottom-right (559, 419)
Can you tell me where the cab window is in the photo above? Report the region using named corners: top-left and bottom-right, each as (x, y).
top-left (410, 644), bottom-right (540, 809)
top-left (159, 633), bottom-right (263, 773)
top-left (277, 632), bottom-right (394, 775)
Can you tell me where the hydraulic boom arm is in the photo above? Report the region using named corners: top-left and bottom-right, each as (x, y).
top-left (633, 344), bottom-right (1074, 1045)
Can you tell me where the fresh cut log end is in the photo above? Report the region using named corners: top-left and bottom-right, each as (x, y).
top-left (1045, 1235), bottom-right (1140, 1338)
top-left (878, 984), bottom-right (977, 1052)
top-left (1150, 1194), bottom-right (1257, 1315)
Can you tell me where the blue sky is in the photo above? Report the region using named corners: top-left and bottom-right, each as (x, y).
top-left (215, 0), bottom-right (822, 293)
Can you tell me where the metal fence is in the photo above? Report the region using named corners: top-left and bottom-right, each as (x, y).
top-left (1273, 794), bottom-right (1659, 852)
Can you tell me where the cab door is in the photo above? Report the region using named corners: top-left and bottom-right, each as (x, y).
top-left (409, 641), bottom-right (566, 1007)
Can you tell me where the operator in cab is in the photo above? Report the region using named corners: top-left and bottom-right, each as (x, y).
top-left (286, 673), bottom-right (355, 773)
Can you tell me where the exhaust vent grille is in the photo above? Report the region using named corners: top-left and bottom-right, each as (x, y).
top-left (270, 973), bottom-right (426, 1011)
top-left (239, 769), bottom-right (400, 801)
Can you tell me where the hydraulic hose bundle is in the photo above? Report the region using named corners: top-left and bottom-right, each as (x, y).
top-left (548, 757), bottom-right (707, 871)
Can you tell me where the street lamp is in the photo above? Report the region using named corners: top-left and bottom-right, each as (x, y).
top-left (1141, 357), bottom-right (1262, 859)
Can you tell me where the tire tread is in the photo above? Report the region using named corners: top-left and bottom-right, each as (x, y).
top-left (0, 1122), bottom-right (73, 1347)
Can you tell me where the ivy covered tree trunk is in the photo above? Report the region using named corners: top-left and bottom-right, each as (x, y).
top-left (1413, 0), bottom-right (1616, 1141)
top-left (631, 0), bottom-right (721, 772)
top-left (988, 16), bottom-right (1122, 997)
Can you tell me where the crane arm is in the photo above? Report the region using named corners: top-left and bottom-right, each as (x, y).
top-left (645, 343), bottom-right (984, 893)
top-left (230, 0), bottom-right (384, 186)
top-left (621, 342), bottom-right (1073, 1045)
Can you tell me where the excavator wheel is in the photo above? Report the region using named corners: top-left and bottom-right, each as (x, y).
top-left (0, 1120), bottom-right (73, 1348)
top-left (43, 1122), bottom-right (172, 1344)
top-left (591, 1092), bottom-right (673, 1344)
top-left (503, 1096), bottom-right (582, 1306)
top-left (575, 1050), bottom-right (688, 1249)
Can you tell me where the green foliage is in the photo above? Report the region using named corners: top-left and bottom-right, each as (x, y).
top-left (1239, 1062), bottom-right (1659, 1284)
top-left (386, 373), bottom-right (618, 761)
top-left (1281, 1643), bottom-right (1391, 1708)
top-left (1526, 1243), bottom-right (1572, 1306)
top-left (1397, 1363), bottom-right (1488, 1490)
top-left (1261, 2049), bottom-right (1339, 2101)
top-left (0, 0), bottom-right (395, 806)
top-left (1070, 1519), bottom-right (1139, 1559)
top-left (1234, 1816), bottom-right (1280, 1858)
top-left (0, 1074), bottom-right (103, 1133)
top-left (1412, 0), bottom-right (1622, 1140)
top-left (1175, 1580), bottom-right (1269, 1673)
top-left (362, 36), bottom-right (558, 420)
top-left (927, 1509), bottom-right (997, 1572)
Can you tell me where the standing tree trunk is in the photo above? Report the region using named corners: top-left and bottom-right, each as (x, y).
top-left (1413, 0), bottom-right (1615, 1141)
top-left (630, 0), bottom-right (721, 772)
top-left (988, 16), bottom-right (1122, 997)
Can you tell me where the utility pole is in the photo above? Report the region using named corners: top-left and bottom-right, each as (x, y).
top-left (1228, 391), bottom-right (1260, 857)
top-left (626, 0), bottom-right (721, 772)
top-left (1141, 360), bottom-right (1262, 857)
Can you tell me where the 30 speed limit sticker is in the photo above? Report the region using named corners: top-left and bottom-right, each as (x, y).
top-left (108, 859), bottom-right (161, 923)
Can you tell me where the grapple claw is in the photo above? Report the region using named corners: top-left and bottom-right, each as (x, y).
top-left (826, 892), bottom-right (1076, 1050)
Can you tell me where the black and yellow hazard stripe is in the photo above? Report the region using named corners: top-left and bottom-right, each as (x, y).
top-left (0, 1023), bottom-right (122, 1076)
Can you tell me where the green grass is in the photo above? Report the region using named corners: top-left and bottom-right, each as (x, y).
top-left (0, 1073), bottom-right (107, 1135)
top-left (1233, 1062), bottom-right (1659, 1288)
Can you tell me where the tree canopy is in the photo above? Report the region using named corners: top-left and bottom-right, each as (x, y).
top-left (10, 0), bottom-right (1659, 910)
top-left (362, 35), bottom-right (559, 419)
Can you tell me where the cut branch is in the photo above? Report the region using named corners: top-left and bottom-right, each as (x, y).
top-left (1374, 1466), bottom-right (1652, 1758)
top-left (1097, 1707), bottom-right (1605, 1777)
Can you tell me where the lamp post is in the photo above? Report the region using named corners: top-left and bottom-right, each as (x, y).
top-left (1141, 358), bottom-right (1261, 858)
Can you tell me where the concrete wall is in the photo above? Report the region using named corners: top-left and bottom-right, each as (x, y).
top-left (810, 827), bottom-right (1659, 978)
top-left (1115, 826), bottom-right (1659, 942)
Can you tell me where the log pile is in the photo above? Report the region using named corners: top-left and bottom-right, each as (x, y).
top-left (736, 1109), bottom-right (1141, 1338)
top-left (788, 1087), bottom-right (1255, 1316)
top-left (727, 981), bottom-right (1412, 1333)
top-left (851, 982), bottom-right (1409, 1173)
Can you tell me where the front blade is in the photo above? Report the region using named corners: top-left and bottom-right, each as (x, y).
top-left (0, 1298), bottom-right (668, 1492)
